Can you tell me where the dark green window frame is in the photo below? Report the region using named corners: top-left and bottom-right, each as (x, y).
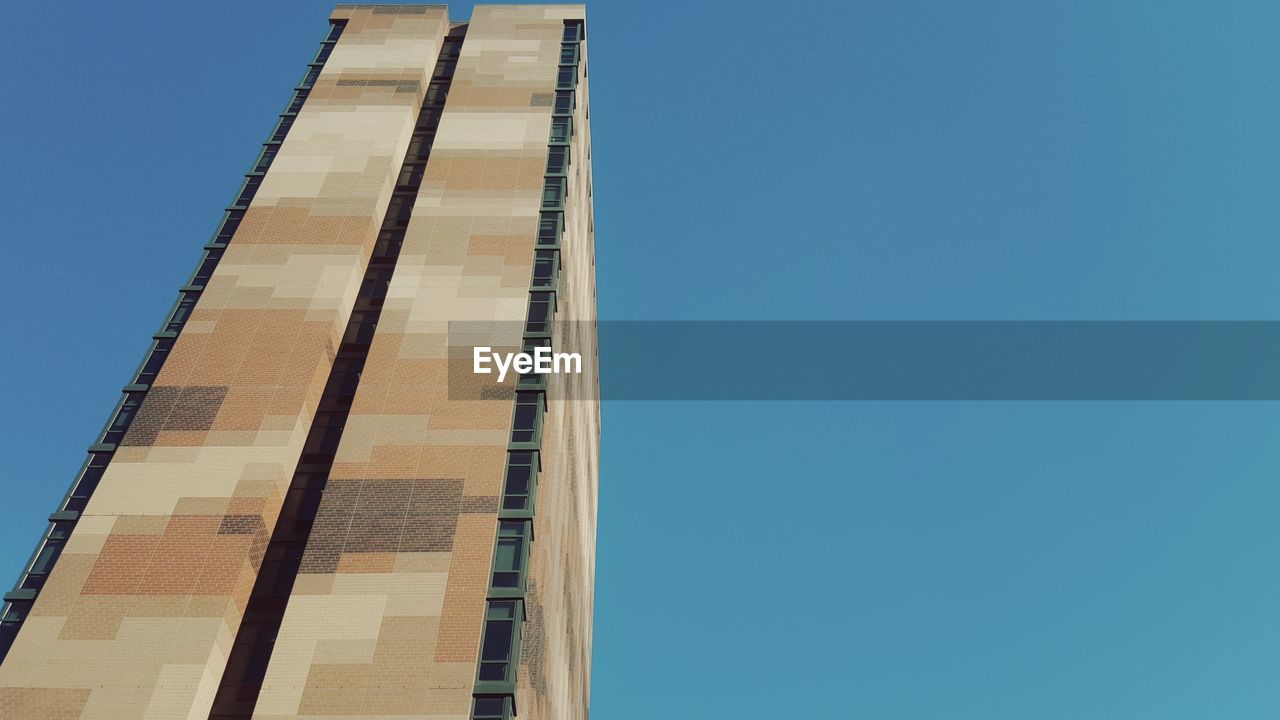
top-left (517, 338), bottom-right (552, 391)
top-left (553, 91), bottom-right (575, 115)
top-left (537, 212), bottom-right (563, 247)
top-left (102, 392), bottom-right (145, 445)
top-left (213, 208), bottom-right (245, 244)
top-left (269, 115), bottom-right (295, 142)
top-left (312, 41), bottom-right (336, 65)
top-left (541, 177), bottom-right (566, 209)
top-left (299, 64), bottom-right (322, 88)
top-left (476, 600), bottom-right (522, 684)
top-left (253, 143), bottom-right (281, 172)
top-left (546, 145), bottom-right (570, 174)
top-left (530, 249), bottom-right (559, 291)
top-left (550, 116), bottom-right (572, 143)
top-left (489, 520), bottom-right (531, 592)
top-left (525, 292), bottom-right (555, 335)
top-left (467, 16), bottom-right (584, 718)
top-left (501, 450), bottom-right (539, 515)
top-left (556, 66), bottom-right (577, 90)
top-left (231, 175), bottom-right (262, 208)
top-left (472, 697), bottom-right (513, 720)
top-left (509, 392), bottom-right (545, 446)
top-left (190, 248), bottom-right (222, 286)
top-left (285, 89), bottom-right (309, 114)
top-left (424, 82), bottom-right (449, 105)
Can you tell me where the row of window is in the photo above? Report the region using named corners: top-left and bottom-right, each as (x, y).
top-left (469, 18), bottom-right (584, 720)
top-left (0, 19), bottom-right (351, 664)
top-left (208, 27), bottom-right (468, 720)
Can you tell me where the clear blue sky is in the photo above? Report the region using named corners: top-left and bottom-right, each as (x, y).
top-left (4, 1), bottom-right (1280, 717)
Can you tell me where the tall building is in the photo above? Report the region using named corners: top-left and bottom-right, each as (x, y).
top-left (0, 5), bottom-right (598, 720)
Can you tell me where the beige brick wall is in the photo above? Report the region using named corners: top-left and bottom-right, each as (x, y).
top-left (0, 7), bottom-right (447, 719)
top-left (253, 6), bottom-right (595, 719)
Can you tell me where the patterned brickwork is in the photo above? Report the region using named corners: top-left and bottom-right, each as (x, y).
top-left (0, 6), bottom-right (597, 720)
top-left (0, 7), bottom-right (448, 719)
top-left (252, 6), bottom-right (594, 720)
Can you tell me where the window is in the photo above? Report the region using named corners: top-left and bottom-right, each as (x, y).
top-left (222, 621), bottom-right (279, 691)
top-left (300, 65), bottom-right (322, 88)
top-left (372, 232), bottom-right (403, 260)
top-left (490, 521), bottom-right (529, 589)
top-left (550, 117), bottom-right (572, 143)
top-left (256, 544), bottom-right (305, 598)
top-left (192, 249), bottom-right (223, 286)
top-left (424, 83), bottom-right (449, 105)
top-left (313, 43), bottom-right (334, 64)
top-left (302, 411), bottom-right (347, 456)
top-left (359, 266), bottom-right (394, 300)
top-left (417, 107), bottom-right (443, 130)
top-left (556, 66), bottom-right (577, 90)
top-left (546, 147), bottom-right (569, 174)
top-left (407, 132), bottom-right (432, 158)
top-left (559, 45), bottom-right (578, 65)
top-left (214, 208), bottom-right (245, 243)
top-left (477, 601), bottom-right (520, 681)
top-left (397, 163), bottom-right (425, 189)
top-left (385, 196), bottom-right (415, 227)
top-left (28, 539), bottom-right (63, 576)
top-left (510, 392), bottom-right (543, 444)
top-left (553, 91), bottom-right (574, 115)
top-left (472, 697), bottom-right (512, 720)
top-left (537, 213), bottom-right (562, 247)
top-left (503, 452), bottom-right (538, 511)
top-left (285, 92), bottom-right (307, 115)
top-left (165, 293), bottom-right (199, 332)
top-left (525, 292), bottom-right (554, 335)
top-left (103, 392), bottom-right (145, 443)
top-left (270, 115), bottom-right (295, 142)
top-left (64, 454), bottom-right (110, 513)
top-left (278, 484), bottom-right (325, 521)
top-left (563, 22), bottom-right (583, 42)
top-left (2, 601), bottom-right (31, 623)
top-left (531, 250), bottom-right (558, 289)
top-left (134, 338), bottom-right (173, 386)
top-left (342, 309), bottom-right (379, 346)
top-left (254, 144), bottom-right (280, 172)
top-left (233, 176), bottom-right (262, 207)
top-left (541, 177), bottom-right (566, 209)
top-left (325, 357), bottom-right (365, 398)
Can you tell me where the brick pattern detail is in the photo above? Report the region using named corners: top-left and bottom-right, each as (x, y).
top-left (0, 8), bottom-right (449, 719)
top-left (119, 385), bottom-right (228, 446)
top-left (0, 6), bottom-right (598, 720)
top-left (253, 6), bottom-right (596, 720)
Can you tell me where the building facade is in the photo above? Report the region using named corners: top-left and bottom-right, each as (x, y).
top-left (0, 5), bottom-right (598, 720)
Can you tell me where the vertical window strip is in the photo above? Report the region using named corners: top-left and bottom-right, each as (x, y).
top-left (468, 18), bottom-right (584, 720)
top-left (0, 19), bottom-right (348, 665)
top-left (207, 27), bottom-right (467, 720)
